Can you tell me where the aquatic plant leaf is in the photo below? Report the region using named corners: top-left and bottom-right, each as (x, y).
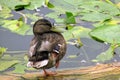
top-left (62, 26), bottom-right (91, 41)
top-left (1, 20), bottom-right (30, 35)
top-left (1, 55), bottom-right (12, 60)
top-left (45, 12), bottom-right (64, 23)
top-left (45, 12), bottom-right (59, 19)
top-left (0, 0), bottom-right (29, 10)
top-left (79, 1), bottom-right (120, 22)
top-left (65, 12), bottom-right (76, 24)
top-left (64, 0), bottom-right (83, 7)
top-left (92, 45), bottom-right (114, 62)
top-left (13, 63), bottom-right (27, 74)
top-left (1, 20), bottom-right (22, 30)
top-left (26, 13), bottom-right (42, 21)
top-left (25, 0), bottom-right (45, 10)
top-left (79, 1), bottom-right (120, 16)
top-left (89, 25), bottom-right (120, 44)
top-left (94, 19), bottom-right (120, 27)
top-left (49, 0), bottom-right (76, 13)
top-left (116, 2), bottom-right (120, 9)
top-left (67, 55), bottom-right (77, 59)
top-left (46, 2), bottom-right (54, 8)
top-left (0, 5), bottom-right (13, 19)
top-left (16, 23), bottom-right (30, 35)
top-left (0, 61), bottom-right (18, 71)
top-left (81, 12), bottom-right (111, 22)
top-left (0, 47), bottom-right (7, 58)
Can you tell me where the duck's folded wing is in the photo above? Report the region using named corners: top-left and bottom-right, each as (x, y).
top-left (37, 32), bottom-right (66, 55)
top-left (28, 32), bottom-right (66, 61)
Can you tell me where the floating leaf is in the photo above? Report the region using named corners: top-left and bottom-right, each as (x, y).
top-left (1, 20), bottom-right (30, 35)
top-left (25, 0), bottom-right (45, 10)
top-left (24, 55), bottom-right (28, 61)
top-left (26, 13), bottom-right (41, 21)
top-left (13, 63), bottom-right (27, 74)
top-left (0, 60), bottom-right (18, 71)
top-left (79, 1), bottom-right (120, 16)
top-left (1, 54), bottom-right (11, 60)
top-left (93, 18), bottom-right (120, 27)
top-left (16, 23), bottom-right (30, 35)
top-left (0, 0), bottom-right (29, 10)
top-left (62, 26), bottom-right (91, 41)
top-left (45, 12), bottom-right (59, 19)
top-left (79, 1), bottom-right (120, 22)
top-left (65, 12), bottom-right (76, 24)
top-left (49, 0), bottom-right (76, 13)
top-left (81, 12), bottom-right (111, 22)
top-left (2, 20), bottom-right (23, 30)
top-left (46, 0), bottom-right (54, 8)
top-left (67, 55), bottom-right (77, 59)
top-left (0, 47), bottom-right (7, 58)
top-left (67, 39), bottom-right (83, 48)
top-left (116, 2), bottom-right (120, 9)
top-left (92, 45), bottom-right (115, 62)
top-left (66, 25), bottom-right (74, 30)
top-left (45, 12), bottom-right (65, 23)
top-left (89, 25), bottom-right (120, 44)
top-left (0, 5), bottom-right (13, 19)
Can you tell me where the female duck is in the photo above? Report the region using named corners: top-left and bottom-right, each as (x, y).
top-left (27, 19), bottom-right (66, 76)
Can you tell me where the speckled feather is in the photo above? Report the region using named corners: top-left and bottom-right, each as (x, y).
top-left (27, 19), bottom-right (66, 70)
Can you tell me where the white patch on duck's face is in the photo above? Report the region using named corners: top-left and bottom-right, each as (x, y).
top-left (27, 60), bottom-right (49, 68)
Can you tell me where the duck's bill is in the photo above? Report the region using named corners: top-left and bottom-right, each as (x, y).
top-left (27, 60), bottom-right (49, 69)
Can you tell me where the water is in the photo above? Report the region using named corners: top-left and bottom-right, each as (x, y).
top-left (0, 26), bottom-right (114, 69)
top-left (0, 5), bottom-right (120, 80)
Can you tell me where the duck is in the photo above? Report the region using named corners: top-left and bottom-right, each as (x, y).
top-left (27, 19), bottom-right (66, 76)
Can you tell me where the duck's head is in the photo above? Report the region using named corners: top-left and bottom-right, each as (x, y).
top-left (33, 19), bottom-right (52, 35)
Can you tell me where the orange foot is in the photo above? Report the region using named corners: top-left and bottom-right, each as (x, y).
top-left (43, 69), bottom-right (57, 76)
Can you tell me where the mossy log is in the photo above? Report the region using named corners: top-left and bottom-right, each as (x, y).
top-left (1, 62), bottom-right (120, 80)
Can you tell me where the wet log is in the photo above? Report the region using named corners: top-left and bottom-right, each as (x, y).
top-left (1, 62), bottom-right (120, 80)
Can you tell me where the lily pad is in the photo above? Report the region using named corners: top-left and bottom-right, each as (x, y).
top-left (13, 63), bottom-right (27, 74)
top-left (89, 25), bottom-right (120, 44)
top-left (79, 1), bottom-right (120, 16)
top-left (65, 12), bottom-right (76, 24)
top-left (1, 20), bottom-right (30, 35)
top-left (0, 0), bottom-right (29, 10)
top-left (0, 5), bottom-right (13, 19)
top-left (25, 0), bottom-right (45, 10)
top-left (0, 60), bottom-right (18, 71)
top-left (92, 45), bottom-right (114, 62)
top-left (81, 12), bottom-right (111, 22)
top-left (62, 26), bottom-right (91, 41)
top-left (79, 1), bottom-right (120, 22)
top-left (49, 0), bottom-right (76, 13)
top-left (0, 47), bottom-right (7, 58)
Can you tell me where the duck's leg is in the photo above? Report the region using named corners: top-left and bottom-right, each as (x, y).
top-left (55, 61), bottom-right (59, 68)
top-left (43, 69), bottom-right (57, 76)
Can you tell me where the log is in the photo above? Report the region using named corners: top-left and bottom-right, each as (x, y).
top-left (1, 62), bottom-right (120, 80)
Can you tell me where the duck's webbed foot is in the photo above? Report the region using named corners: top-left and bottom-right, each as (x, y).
top-left (43, 69), bottom-right (57, 76)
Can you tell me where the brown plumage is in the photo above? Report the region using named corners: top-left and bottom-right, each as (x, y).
top-left (27, 19), bottom-right (66, 76)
